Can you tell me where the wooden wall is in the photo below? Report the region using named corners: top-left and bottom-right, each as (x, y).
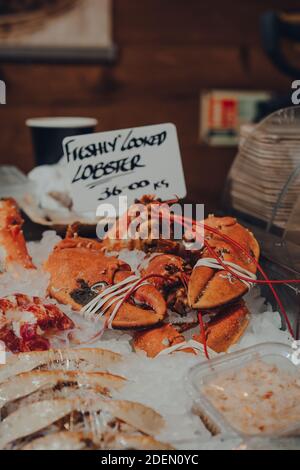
top-left (0, 0), bottom-right (297, 211)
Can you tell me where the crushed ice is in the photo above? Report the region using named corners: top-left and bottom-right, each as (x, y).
top-left (0, 265), bottom-right (50, 298)
top-left (0, 232), bottom-right (61, 298)
top-left (27, 230), bottom-right (62, 267)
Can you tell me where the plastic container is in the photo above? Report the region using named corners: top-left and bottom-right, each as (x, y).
top-left (187, 342), bottom-right (300, 438)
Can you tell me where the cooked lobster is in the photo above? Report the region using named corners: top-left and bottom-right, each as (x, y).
top-left (0, 196), bottom-right (261, 357)
top-left (101, 196), bottom-right (260, 356)
top-left (0, 198), bottom-right (34, 271)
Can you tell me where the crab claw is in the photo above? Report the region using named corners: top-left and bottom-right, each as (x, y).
top-left (105, 273), bottom-right (167, 329)
top-left (107, 285), bottom-right (167, 329)
top-left (133, 323), bottom-right (192, 358)
top-left (140, 253), bottom-right (190, 313)
top-left (193, 301), bottom-right (249, 353)
top-left (0, 198), bottom-right (35, 271)
top-left (188, 216), bottom-right (259, 310)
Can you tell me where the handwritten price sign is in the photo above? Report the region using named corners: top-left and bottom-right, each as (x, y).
top-left (63, 123), bottom-right (187, 213)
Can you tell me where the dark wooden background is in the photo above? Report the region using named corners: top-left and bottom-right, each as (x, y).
top-left (0, 0), bottom-right (297, 211)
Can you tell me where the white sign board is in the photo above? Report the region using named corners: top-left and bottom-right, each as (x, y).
top-left (63, 123), bottom-right (187, 214)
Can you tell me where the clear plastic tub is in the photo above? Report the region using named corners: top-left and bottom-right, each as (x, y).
top-left (187, 342), bottom-right (300, 438)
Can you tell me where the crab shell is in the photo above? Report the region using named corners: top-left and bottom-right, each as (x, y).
top-left (44, 233), bottom-right (167, 329)
top-left (0, 198), bottom-right (35, 271)
top-left (188, 216), bottom-right (260, 310)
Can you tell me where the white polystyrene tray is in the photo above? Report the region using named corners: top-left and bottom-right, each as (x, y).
top-left (187, 342), bottom-right (300, 439)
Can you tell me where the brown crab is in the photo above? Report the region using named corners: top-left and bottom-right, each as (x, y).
top-left (44, 227), bottom-right (167, 329)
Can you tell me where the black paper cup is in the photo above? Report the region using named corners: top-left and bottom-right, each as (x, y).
top-left (26, 117), bottom-right (98, 166)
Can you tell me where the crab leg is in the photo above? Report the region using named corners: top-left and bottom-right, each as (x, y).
top-left (0, 198), bottom-right (34, 271)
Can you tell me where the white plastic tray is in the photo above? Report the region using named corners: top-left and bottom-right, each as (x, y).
top-left (187, 342), bottom-right (300, 438)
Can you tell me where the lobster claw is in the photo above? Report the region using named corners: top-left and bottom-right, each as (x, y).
top-left (188, 216), bottom-right (260, 310)
top-left (102, 195), bottom-right (183, 255)
top-left (133, 323), bottom-right (188, 358)
top-left (188, 259), bottom-right (247, 309)
top-left (105, 277), bottom-right (167, 329)
top-left (140, 253), bottom-right (190, 314)
top-left (193, 301), bottom-right (250, 353)
top-left (0, 198), bottom-right (35, 271)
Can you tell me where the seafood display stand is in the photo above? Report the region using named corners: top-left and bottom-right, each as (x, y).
top-left (0, 113), bottom-right (300, 450)
top-left (0, 195), bottom-right (299, 451)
